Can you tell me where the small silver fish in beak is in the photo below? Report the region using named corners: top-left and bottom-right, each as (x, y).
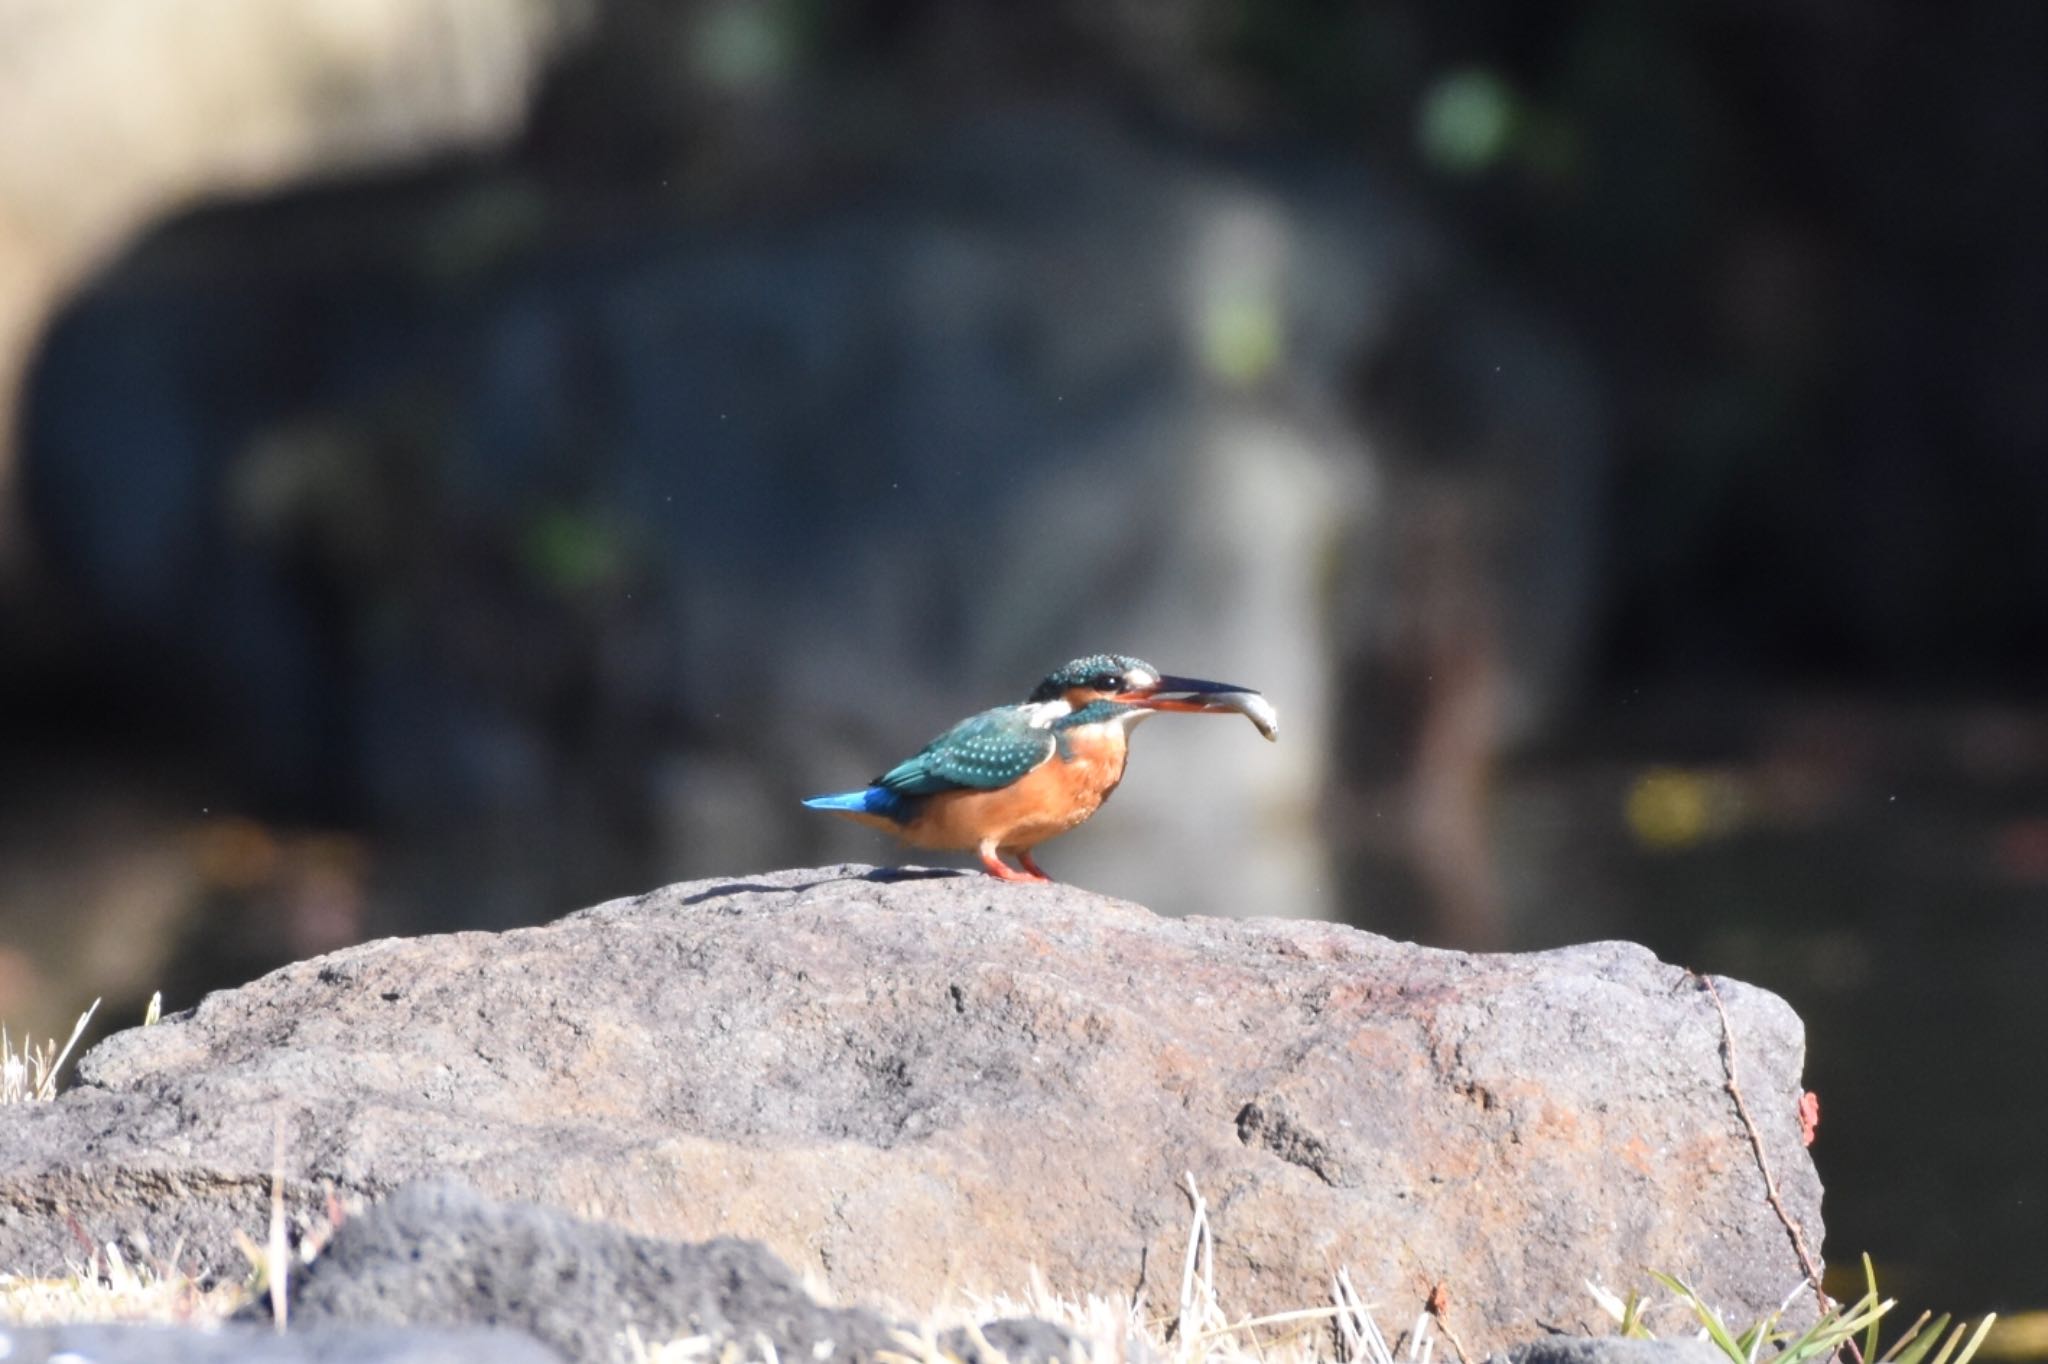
top-left (1127, 675), bottom-right (1281, 742)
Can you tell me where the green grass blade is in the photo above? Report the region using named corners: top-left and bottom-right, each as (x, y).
top-left (1776, 1312), bottom-right (1844, 1363)
top-left (1881, 1313), bottom-right (1934, 1364)
top-left (1926, 1320), bottom-right (1974, 1364)
top-left (1778, 1296), bottom-right (1890, 1364)
top-left (1951, 1315), bottom-right (1998, 1364)
top-left (1737, 1312), bottom-right (1781, 1360)
top-left (1892, 1313), bottom-right (1954, 1364)
top-left (1646, 1272), bottom-right (1748, 1364)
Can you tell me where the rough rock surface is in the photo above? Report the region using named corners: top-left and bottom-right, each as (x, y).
top-left (0, 867), bottom-right (1824, 1354)
top-left (0, 1322), bottom-right (563, 1364)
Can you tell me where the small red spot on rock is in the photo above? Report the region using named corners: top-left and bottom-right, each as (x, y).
top-left (1797, 1090), bottom-right (1821, 1147)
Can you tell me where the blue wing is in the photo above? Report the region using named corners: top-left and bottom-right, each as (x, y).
top-left (873, 705), bottom-right (1058, 796)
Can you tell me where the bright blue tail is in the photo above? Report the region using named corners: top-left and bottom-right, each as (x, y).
top-left (802, 786), bottom-right (911, 823)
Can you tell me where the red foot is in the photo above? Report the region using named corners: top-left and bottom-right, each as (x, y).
top-left (979, 847), bottom-right (1050, 883)
top-left (1016, 850), bottom-right (1053, 882)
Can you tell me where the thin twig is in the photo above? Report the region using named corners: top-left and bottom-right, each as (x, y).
top-left (1425, 1284), bottom-right (1473, 1364)
top-left (1695, 973), bottom-right (1838, 1335)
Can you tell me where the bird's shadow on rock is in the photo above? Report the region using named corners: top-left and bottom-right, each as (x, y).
top-left (679, 867), bottom-right (970, 905)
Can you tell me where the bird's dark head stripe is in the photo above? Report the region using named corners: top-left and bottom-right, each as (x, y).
top-left (1029, 654), bottom-right (1154, 702)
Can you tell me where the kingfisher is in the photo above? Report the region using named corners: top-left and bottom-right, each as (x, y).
top-left (803, 653), bottom-right (1279, 883)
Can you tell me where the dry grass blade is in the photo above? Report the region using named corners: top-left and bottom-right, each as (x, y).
top-left (267, 1112), bottom-right (290, 1333)
top-left (1332, 1271), bottom-right (1366, 1362)
top-left (39, 997), bottom-right (100, 1101)
top-left (1191, 1304), bottom-right (1351, 1344)
top-left (861, 1190), bottom-right (1441, 1364)
top-left (0, 1253), bottom-right (243, 1325)
top-left (2, 998), bottom-right (101, 1104)
top-left (1176, 1171), bottom-right (1217, 1345)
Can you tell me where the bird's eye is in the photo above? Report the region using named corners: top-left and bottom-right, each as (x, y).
top-left (1091, 672), bottom-right (1125, 692)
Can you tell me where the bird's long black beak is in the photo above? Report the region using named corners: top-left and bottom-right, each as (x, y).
top-left (1131, 675), bottom-right (1259, 713)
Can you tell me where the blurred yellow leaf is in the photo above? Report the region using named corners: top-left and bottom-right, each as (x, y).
top-left (1625, 766), bottom-right (1746, 849)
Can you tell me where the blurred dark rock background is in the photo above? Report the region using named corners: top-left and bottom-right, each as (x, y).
top-left (1, 0), bottom-right (2044, 1322)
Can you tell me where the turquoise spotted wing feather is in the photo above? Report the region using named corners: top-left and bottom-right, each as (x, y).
top-left (874, 705), bottom-right (1057, 795)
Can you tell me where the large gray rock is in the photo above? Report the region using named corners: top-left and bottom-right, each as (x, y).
top-left (0, 867), bottom-right (1823, 1355)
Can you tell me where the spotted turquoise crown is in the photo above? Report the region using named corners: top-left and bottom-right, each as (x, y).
top-left (1028, 654), bottom-right (1153, 702)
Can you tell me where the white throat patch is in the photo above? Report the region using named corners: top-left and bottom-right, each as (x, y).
top-left (1022, 699), bottom-right (1074, 728)
top-left (1113, 706), bottom-right (1157, 735)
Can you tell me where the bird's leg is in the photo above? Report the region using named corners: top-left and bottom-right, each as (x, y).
top-left (979, 842), bottom-right (1049, 884)
top-left (1015, 849), bottom-right (1053, 882)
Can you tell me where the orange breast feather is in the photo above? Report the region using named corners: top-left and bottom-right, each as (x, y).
top-left (903, 723), bottom-right (1130, 852)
